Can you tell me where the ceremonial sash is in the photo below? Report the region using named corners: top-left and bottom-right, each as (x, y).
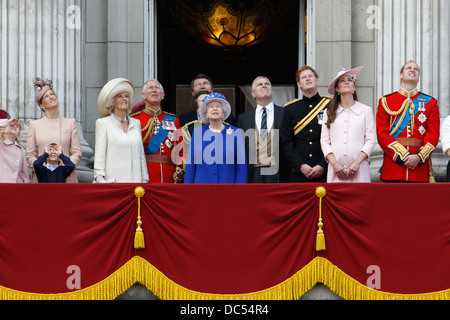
top-left (294, 98), bottom-right (330, 136)
top-left (145, 114), bottom-right (176, 154)
top-left (390, 94), bottom-right (432, 138)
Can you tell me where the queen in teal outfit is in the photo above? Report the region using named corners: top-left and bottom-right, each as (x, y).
top-left (184, 93), bottom-right (247, 184)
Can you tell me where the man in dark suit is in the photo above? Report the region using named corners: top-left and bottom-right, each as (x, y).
top-left (179, 73), bottom-right (236, 127)
top-left (237, 76), bottom-right (285, 183)
top-left (281, 66), bottom-right (330, 183)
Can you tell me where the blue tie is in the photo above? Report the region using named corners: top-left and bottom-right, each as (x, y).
top-left (261, 107), bottom-right (267, 140)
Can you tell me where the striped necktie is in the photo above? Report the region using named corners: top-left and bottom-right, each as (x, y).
top-left (261, 107), bottom-right (268, 140)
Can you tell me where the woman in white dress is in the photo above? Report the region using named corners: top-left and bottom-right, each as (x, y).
top-left (320, 67), bottom-right (375, 183)
top-left (94, 78), bottom-right (149, 183)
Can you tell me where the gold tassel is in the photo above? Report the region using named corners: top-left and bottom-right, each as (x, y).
top-left (315, 187), bottom-right (327, 251)
top-left (428, 157), bottom-right (436, 183)
top-left (134, 186), bottom-right (146, 249)
top-left (429, 174), bottom-right (436, 183)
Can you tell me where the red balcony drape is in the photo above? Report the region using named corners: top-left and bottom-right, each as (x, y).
top-left (0, 183), bottom-right (448, 299)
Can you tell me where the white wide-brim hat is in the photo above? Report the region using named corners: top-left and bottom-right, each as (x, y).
top-left (328, 66), bottom-right (364, 95)
top-left (97, 78), bottom-right (135, 117)
top-left (199, 92), bottom-right (231, 123)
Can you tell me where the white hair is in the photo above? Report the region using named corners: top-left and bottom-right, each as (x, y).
top-left (142, 79), bottom-right (164, 94)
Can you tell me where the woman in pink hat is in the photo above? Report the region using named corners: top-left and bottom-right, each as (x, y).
top-left (26, 77), bottom-right (82, 183)
top-left (320, 67), bottom-right (375, 182)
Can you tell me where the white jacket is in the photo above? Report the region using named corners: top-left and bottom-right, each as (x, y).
top-left (442, 116), bottom-right (450, 155)
top-left (94, 115), bottom-right (149, 183)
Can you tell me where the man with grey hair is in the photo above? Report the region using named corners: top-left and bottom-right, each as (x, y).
top-left (131, 79), bottom-right (183, 183)
top-left (237, 76), bottom-right (285, 183)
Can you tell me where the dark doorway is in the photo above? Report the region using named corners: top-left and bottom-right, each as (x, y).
top-left (157, 0), bottom-right (302, 119)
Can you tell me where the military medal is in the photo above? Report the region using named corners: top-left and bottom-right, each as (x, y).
top-left (165, 139), bottom-right (173, 149)
top-left (167, 131), bottom-right (174, 142)
top-left (417, 100), bottom-right (426, 112)
top-left (162, 120), bottom-right (176, 131)
top-left (317, 113), bottom-right (323, 125)
top-left (227, 127), bottom-right (233, 135)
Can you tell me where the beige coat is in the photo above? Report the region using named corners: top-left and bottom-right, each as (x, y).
top-left (26, 115), bottom-right (82, 183)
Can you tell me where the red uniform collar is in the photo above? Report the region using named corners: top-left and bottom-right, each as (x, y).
top-left (398, 87), bottom-right (419, 99)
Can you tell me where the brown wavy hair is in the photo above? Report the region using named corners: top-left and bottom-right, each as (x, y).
top-left (325, 88), bottom-right (358, 129)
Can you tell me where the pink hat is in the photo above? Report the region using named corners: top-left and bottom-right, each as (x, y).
top-left (33, 77), bottom-right (54, 104)
top-left (328, 66), bottom-right (364, 94)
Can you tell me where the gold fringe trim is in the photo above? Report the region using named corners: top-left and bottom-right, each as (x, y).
top-left (0, 257), bottom-right (449, 300)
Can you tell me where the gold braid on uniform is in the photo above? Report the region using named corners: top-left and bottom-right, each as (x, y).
top-left (382, 97), bottom-right (413, 137)
top-left (141, 106), bottom-right (162, 143)
top-left (141, 118), bottom-right (155, 143)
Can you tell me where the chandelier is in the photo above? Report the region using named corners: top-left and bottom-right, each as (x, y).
top-left (161, 0), bottom-right (297, 51)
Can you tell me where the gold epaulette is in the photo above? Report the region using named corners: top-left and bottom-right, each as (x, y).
top-left (164, 111), bottom-right (177, 117)
top-left (182, 120), bottom-right (205, 130)
top-left (181, 126), bottom-right (192, 145)
top-left (284, 99), bottom-right (300, 107)
top-left (181, 120), bottom-right (205, 145)
top-left (322, 95), bottom-right (333, 100)
top-left (382, 92), bottom-right (397, 99)
top-left (130, 110), bottom-right (143, 117)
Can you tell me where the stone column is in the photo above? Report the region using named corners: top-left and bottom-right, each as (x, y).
top-left (0, 0), bottom-right (94, 182)
top-left (82, 0), bottom-right (146, 150)
top-left (144, 0), bottom-right (158, 82)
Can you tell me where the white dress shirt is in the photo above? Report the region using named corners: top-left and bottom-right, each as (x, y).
top-left (255, 102), bottom-right (275, 134)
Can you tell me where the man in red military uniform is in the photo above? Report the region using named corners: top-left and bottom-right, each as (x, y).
top-left (376, 61), bottom-right (440, 182)
top-left (131, 79), bottom-right (183, 183)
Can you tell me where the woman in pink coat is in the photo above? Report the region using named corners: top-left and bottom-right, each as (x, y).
top-left (320, 67), bottom-right (375, 183)
top-left (26, 78), bottom-right (82, 183)
top-left (0, 117), bottom-right (30, 183)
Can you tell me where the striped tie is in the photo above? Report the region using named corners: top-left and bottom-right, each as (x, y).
top-left (261, 107), bottom-right (268, 140)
